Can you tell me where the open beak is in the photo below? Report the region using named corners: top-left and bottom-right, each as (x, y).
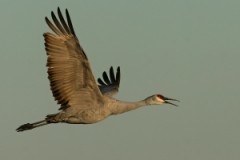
top-left (164, 97), bottom-right (179, 107)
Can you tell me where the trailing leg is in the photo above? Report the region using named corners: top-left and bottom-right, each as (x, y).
top-left (16, 120), bottom-right (48, 132)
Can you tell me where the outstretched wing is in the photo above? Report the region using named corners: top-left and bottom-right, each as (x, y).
top-left (98, 66), bottom-right (120, 96)
top-left (44, 8), bottom-right (103, 110)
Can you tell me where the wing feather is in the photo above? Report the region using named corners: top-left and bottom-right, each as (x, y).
top-left (66, 9), bottom-right (76, 37)
top-left (98, 67), bottom-right (121, 96)
top-left (51, 11), bottom-right (67, 34)
top-left (98, 78), bottom-right (106, 86)
top-left (44, 8), bottom-right (103, 110)
top-left (109, 67), bottom-right (116, 82)
top-left (103, 71), bottom-right (111, 85)
top-left (57, 8), bottom-right (70, 34)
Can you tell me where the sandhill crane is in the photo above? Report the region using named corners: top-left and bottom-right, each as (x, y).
top-left (16, 8), bottom-right (179, 132)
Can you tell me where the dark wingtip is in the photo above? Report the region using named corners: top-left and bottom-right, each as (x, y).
top-left (110, 66), bottom-right (114, 75)
top-left (51, 11), bottom-right (56, 20)
top-left (109, 66), bottom-right (116, 82)
top-left (57, 7), bottom-right (61, 14)
top-left (65, 8), bottom-right (76, 36)
top-left (98, 78), bottom-right (106, 85)
top-left (103, 71), bottom-right (111, 84)
top-left (45, 16), bottom-right (49, 22)
top-left (57, 7), bottom-right (62, 15)
top-left (65, 8), bottom-right (69, 18)
top-left (117, 66), bottom-right (120, 75)
top-left (116, 66), bottom-right (121, 83)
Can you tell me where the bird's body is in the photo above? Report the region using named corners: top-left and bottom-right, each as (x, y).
top-left (47, 97), bottom-right (146, 124)
top-left (16, 8), bottom-right (179, 132)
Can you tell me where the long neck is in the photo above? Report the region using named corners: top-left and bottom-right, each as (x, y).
top-left (109, 99), bottom-right (147, 115)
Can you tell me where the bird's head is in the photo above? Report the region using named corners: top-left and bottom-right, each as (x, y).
top-left (145, 94), bottom-right (179, 106)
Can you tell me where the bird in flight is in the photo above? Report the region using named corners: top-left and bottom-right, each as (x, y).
top-left (16, 8), bottom-right (179, 132)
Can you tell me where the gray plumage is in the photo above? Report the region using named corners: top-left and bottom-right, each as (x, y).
top-left (16, 8), bottom-right (178, 132)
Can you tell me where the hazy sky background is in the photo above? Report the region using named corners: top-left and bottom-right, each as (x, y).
top-left (1, 0), bottom-right (240, 160)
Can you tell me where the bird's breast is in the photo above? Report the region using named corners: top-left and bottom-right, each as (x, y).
top-left (79, 107), bottom-right (111, 124)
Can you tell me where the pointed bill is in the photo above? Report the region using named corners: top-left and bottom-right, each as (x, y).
top-left (164, 97), bottom-right (179, 107)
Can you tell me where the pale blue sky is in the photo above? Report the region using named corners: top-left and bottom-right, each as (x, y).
top-left (1, 1), bottom-right (240, 160)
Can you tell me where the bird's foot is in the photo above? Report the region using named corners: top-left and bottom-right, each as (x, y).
top-left (16, 123), bottom-right (34, 132)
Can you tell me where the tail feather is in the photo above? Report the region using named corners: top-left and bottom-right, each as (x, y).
top-left (16, 120), bottom-right (48, 132)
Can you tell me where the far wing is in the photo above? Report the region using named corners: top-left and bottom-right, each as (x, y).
top-left (98, 66), bottom-right (120, 96)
